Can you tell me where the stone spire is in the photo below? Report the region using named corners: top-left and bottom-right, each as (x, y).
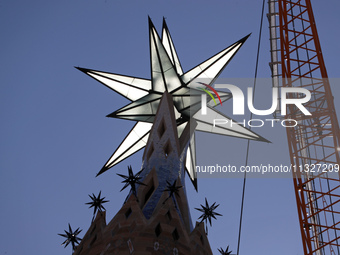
top-left (73, 92), bottom-right (213, 255)
top-left (133, 91), bottom-right (195, 232)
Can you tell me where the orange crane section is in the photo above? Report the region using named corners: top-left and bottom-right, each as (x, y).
top-left (268, 0), bottom-right (340, 254)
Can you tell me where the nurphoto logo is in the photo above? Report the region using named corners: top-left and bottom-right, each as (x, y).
top-left (200, 84), bottom-right (311, 116)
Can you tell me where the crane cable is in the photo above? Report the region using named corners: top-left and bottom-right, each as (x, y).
top-left (236, 0), bottom-right (266, 254)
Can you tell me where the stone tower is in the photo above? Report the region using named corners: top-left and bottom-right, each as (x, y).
top-left (73, 92), bottom-right (213, 255)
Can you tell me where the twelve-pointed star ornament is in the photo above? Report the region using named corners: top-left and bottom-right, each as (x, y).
top-left (76, 17), bottom-right (268, 190)
top-left (117, 165), bottom-right (146, 198)
top-left (58, 223), bottom-right (82, 251)
top-left (163, 180), bottom-right (182, 204)
top-left (85, 191), bottom-right (109, 221)
top-left (218, 245), bottom-right (233, 255)
top-left (195, 197), bottom-right (222, 234)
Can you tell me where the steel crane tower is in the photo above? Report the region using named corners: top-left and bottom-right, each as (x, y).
top-left (267, 0), bottom-right (340, 254)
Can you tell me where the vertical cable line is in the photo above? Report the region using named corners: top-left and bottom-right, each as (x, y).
top-left (236, 0), bottom-right (266, 254)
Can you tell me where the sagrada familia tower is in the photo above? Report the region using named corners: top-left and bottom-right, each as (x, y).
top-left (59, 17), bottom-right (266, 255)
top-left (74, 92), bottom-right (212, 254)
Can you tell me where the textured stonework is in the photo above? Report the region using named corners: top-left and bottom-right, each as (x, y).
top-left (74, 93), bottom-right (212, 255)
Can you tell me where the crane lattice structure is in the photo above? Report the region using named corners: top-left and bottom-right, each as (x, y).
top-left (268, 0), bottom-right (340, 254)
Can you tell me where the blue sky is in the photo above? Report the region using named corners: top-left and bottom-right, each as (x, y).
top-left (1, 1), bottom-right (339, 254)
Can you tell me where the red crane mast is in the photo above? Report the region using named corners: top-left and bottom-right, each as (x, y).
top-left (268, 0), bottom-right (340, 254)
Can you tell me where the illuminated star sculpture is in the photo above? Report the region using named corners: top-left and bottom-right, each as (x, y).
top-left (195, 197), bottom-right (222, 234)
top-left (58, 223), bottom-right (82, 251)
top-left (218, 245), bottom-right (233, 255)
top-left (85, 191), bottom-right (109, 221)
top-left (76, 17), bottom-right (267, 190)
